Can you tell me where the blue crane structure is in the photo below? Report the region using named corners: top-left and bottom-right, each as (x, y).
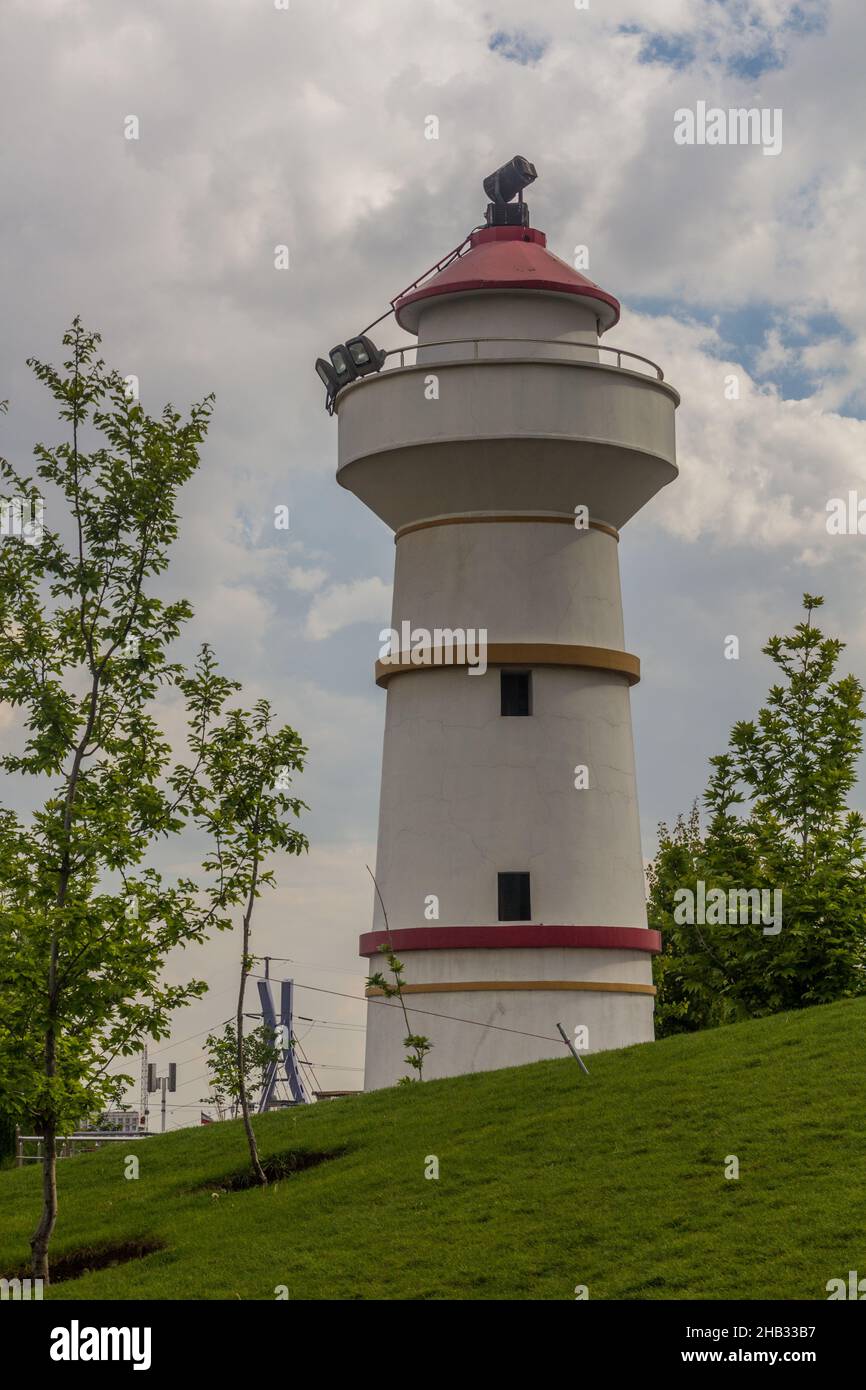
top-left (256, 976), bottom-right (309, 1110)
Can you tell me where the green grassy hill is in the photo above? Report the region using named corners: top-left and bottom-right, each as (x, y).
top-left (3, 998), bottom-right (866, 1300)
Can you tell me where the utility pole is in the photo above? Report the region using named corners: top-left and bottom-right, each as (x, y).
top-left (147, 1062), bottom-right (177, 1132)
top-left (140, 1045), bottom-right (149, 1133)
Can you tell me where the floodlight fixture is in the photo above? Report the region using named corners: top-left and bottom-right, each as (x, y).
top-left (345, 334), bottom-right (387, 376)
top-left (316, 358), bottom-right (338, 393)
top-left (483, 155), bottom-right (537, 227)
top-left (328, 343), bottom-right (358, 386)
top-left (316, 335), bottom-right (387, 412)
top-left (315, 357), bottom-right (339, 411)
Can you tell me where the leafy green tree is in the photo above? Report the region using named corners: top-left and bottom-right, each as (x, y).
top-left (650, 596), bottom-right (866, 1034)
top-left (189, 701), bottom-right (307, 1182)
top-left (0, 322), bottom-right (249, 1280)
top-left (201, 1021), bottom-right (282, 1122)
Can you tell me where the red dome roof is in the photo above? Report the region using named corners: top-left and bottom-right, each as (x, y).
top-left (394, 226), bottom-right (620, 334)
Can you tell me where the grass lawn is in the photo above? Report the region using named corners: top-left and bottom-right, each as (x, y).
top-left (2, 996), bottom-right (865, 1300)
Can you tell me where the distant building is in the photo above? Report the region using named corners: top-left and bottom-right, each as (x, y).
top-left (91, 1110), bottom-right (143, 1134)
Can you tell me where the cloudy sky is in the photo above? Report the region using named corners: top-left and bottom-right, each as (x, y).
top-left (2, 0), bottom-right (864, 1119)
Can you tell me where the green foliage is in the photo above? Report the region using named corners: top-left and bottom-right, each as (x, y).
top-left (0, 320), bottom-right (307, 1270)
top-left (202, 1022), bottom-right (282, 1121)
top-left (185, 699), bottom-right (308, 918)
top-left (0, 323), bottom-right (231, 1137)
top-left (188, 700), bottom-right (307, 1178)
top-left (650, 596), bottom-right (866, 1035)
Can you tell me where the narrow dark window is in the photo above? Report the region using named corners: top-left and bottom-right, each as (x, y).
top-left (500, 670), bottom-right (532, 716)
top-left (498, 872), bottom-right (531, 922)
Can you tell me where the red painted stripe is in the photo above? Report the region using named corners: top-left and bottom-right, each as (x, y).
top-left (358, 925), bottom-right (661, 957)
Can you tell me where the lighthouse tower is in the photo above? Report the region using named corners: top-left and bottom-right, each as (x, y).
top-left (332, 164), bottom-right (679, 1089)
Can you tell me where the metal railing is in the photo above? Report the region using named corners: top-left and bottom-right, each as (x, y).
top-left (15, 1132), bottom-right (145, 1166)
top-left (380, 337), bottom-right (665, 381)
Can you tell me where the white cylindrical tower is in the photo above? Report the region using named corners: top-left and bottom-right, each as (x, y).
top-left (332, 184), bottom-right (679, 1089)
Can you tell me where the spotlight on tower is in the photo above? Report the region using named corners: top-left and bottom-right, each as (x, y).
top-left (315, 357), bottom-right (339, 411)
top-left (483, 155), bottom-right (538, 227)
top-left (345, 335), bottom-right (387, 377)
top-left (329, 343), bottom-right (358, 387)
top-left (316, 357), bottom-right (338, 392)
top-left (315, 336), bottom-right (387, 412)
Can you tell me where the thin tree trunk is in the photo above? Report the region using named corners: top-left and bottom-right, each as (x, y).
top-left (366, 864), bottom-right (426, 1079)
top-left (236, 841), bottom-right (266, 1186)
top-left (28, 326), bottom-right (154, 1280)
top-left (30, 1022), bottom-right (58, 1283)
top-left (30, 333), bottom-right (89, 1284)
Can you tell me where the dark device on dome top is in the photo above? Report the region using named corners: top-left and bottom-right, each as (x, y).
top-left (483, 155), bottom-right (537, 228)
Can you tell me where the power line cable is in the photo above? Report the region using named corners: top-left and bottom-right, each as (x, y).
top-left (251, 974), bottom-right (561, 1045)
top-left (149, 1014), bottom-right (234, 1056)
top-left (258, 954), bottom-right (366, 979)
top-left (125, 962), bottom-right (561, 1100)
top-left (292, 1032), bottom-right (322, 1093)
top-left (296, 1014), bottom-right (366, 1031)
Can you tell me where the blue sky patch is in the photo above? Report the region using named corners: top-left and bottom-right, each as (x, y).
top-left (619, 26), bottom-right (697, 71)
top-left (620, 2), bottom-right (828, 80)
top-left (488, 30), bottom-right (549, 67)
top-left (724, 41), bottom-right (785, 80)
top-left (628, 296), bottom-right (860, 416)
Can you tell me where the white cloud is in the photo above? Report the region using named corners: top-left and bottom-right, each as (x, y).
top-left (286, 564), bottom-right (328, 592)
top-left (623, 312), bottom-right (866, 555)
top-left (305, 577), bottom-right (391, 641)
top-left (753, 327), bottom-right (796, 375)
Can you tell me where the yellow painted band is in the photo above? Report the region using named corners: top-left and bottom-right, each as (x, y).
top-left (375, 642), bottom-right (640, 688)
top-left (365, 980), bottom-right (656, 998)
